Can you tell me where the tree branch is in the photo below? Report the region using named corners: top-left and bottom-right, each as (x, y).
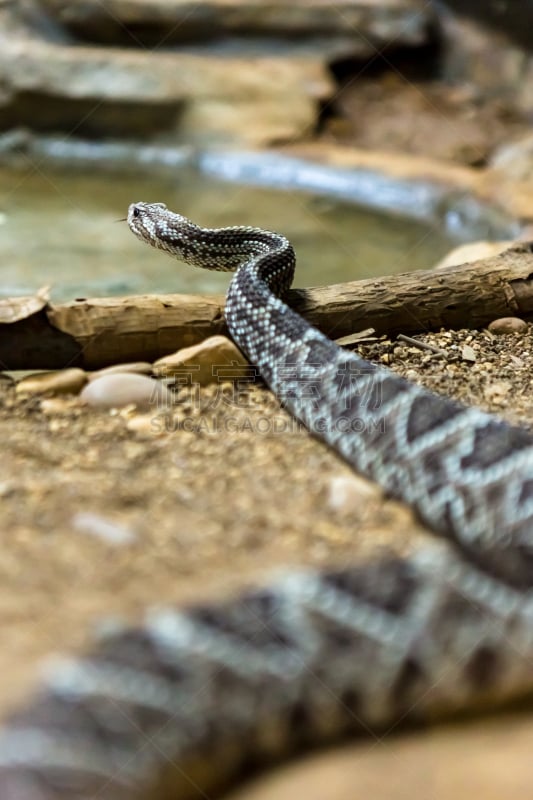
top-left (2, 244), bottom-right (533, 370)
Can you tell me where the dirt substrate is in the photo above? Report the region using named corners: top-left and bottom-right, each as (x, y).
top-left (2, 323), bottom-right (533, 723)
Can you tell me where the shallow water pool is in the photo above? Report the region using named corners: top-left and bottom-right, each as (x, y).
top-left (0, 164), bottom-right (457, 302)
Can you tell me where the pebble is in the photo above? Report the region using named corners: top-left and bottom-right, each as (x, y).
top-left (16, 368), bottom-right (87, 396)
top-left (71, 511), bottom-right (137, 545)
top-left (461, 345), bottom-right (476, 362)
top-left (405, 369), bottom-right (420, 382)
top-left (488, 317), bottom-right (528, 334)
top-left (40, 397), bottom-right (83, 415)
top-left (153, 335), bottom-right (250, 386)
top-left (126, 413), bottom-right (168, 436)
top-left (88, 362), bottom-right (153, 381)
top-left (80, 373), bottom-right (172, 410)
top-left (327, 474), bottom-right (380, 514)
top-left (0, 481), bottom-right (15, 498)
top-left (433, 240), bottom-right (514, 270)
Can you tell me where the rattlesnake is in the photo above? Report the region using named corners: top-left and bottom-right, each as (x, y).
top-left (1, 203), bottom-right (533, 799)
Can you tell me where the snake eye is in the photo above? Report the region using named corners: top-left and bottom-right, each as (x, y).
top-left (132, 207), bottom-right (140, 218)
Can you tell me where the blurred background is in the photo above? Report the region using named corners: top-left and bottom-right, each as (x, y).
top-left (1, 0), bottom-right (533, 299)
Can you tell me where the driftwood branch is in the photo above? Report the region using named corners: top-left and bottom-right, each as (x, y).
top-left (2, 244), bottom-right (533, 370)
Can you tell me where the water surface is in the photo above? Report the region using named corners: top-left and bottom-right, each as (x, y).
top-left (0, 165), bottom-right (457, 302)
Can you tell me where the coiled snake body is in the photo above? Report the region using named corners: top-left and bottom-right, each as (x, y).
top-left (2, 203), bottom-right (533, 798)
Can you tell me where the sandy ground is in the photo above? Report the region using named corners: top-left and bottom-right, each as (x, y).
top-left (2, 6), bottom-right (533, 796)
top-left (2, 324), bottom-right (533, 798)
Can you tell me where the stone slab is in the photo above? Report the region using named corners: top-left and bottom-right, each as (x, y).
top-left (42, 0), bottom-right (433, 47)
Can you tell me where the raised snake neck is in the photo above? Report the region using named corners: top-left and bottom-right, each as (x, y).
top-left (1, 203), bottom-right (533, 799)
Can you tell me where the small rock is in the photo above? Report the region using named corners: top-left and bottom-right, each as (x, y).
top-left (16, 368), bottom-right (87, 396)
top-left (433, 241), bottom-right (514, 270)
top-left (461, 345), bottom-right (476, 362)
top-left (488, 317), bottom-right (528, 334)
top-left (40, 397), bottom-right (83, 415)
top-left (88, 362), bottom-right (153, 381)
top-left (71, 512), bottom-right (137, 545)
top-left (0, 287), bottom-right (49, 323)
top-left (491, 132), bottom-right (533, 181)
top-left (154, 335), bottom-right (250, 386)
top-left (80, 373), bottom-right (172, 410)
top-left (0, 481), bottom-right (15, 498)
top-left (126, 413), bottom-right (168, 436)
top-left (327, 474), bottom-right (380, 514)
top-left (404, 369), bottom-right (420, 382)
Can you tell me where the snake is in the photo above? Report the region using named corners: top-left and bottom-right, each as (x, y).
top-left (2, 203), bottom-right (533, 799)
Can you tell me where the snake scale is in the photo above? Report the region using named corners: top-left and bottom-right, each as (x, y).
top-left (2, 202), bottom-right (533, 799)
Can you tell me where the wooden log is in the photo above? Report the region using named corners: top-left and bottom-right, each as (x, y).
top-left (2, 244), bottom-right (533, 370)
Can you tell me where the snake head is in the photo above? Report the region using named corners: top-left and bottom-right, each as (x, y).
top-left (127, 201), bottom-right (194, 257)
top-left (126, 201), bottom-right (245, 271)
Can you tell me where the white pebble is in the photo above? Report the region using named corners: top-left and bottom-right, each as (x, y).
top-left (80, 373), bottom-right (172, 410)
top-left (71, 512), bottom-right (137, 545)
top-left (327, 474), bottom-right (380, 514)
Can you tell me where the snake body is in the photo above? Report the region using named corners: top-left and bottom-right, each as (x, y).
top-left (2, 203), bottom-right (533, 798)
